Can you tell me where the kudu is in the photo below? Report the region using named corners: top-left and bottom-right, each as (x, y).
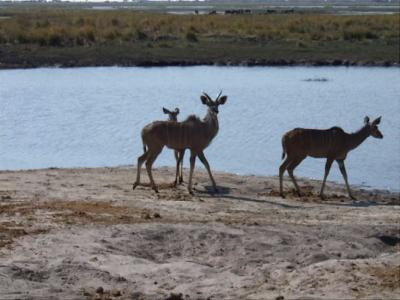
top-left (279, 116), bottom-right (383, 199)
top-left (133, 92), bottom-right (228, 194)
top-left (162, 107), bottom-right (185, 185)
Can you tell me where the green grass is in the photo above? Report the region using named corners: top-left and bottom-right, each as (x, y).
top-left (0, 7), bottom-right (398, 67)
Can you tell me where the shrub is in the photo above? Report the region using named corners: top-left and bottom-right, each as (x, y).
top-left (111, 18), bottom-right (119, 27)
top-left (75, 17), bottom-right (84, 26)
top-left (84, 29), bottom-right (96, 43)
top-left (186, 31), bottom-right (198, 42)
top-left (16, 33), bottom-right (29, 44)
top-left (343, 27), bottom-right (374, 41)
top-left (296, 40), bottom-right (308, 48)
top-left (136, 29), bottom-right (147, 41)
top-left (188, 25), bottom-right (198, 33)
top-left (48, 32), bottom-right (62, 46)
top-left (104, 30), bottom-right (116, 41)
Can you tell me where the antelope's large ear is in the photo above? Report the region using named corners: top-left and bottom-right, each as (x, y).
top-left (200, 95), bottom-right (209, 105)
top-left (372, 116), bottom-right (381, 125)
top-left (218, 95), bottom-right (227, 105)
top-left (175, 108), bottom-right (180, 114)
top-left (163, 107), bottom-right (170, 114)
top-left (364, 116), bottom-right (370, 125)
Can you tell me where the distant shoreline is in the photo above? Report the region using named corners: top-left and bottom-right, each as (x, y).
top-left (0, 62), bottom-right (398, 69)
top-left (0, 56), bottom-right (398, 70)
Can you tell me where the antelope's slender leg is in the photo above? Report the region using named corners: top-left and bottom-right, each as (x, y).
top-left (145, 148), bottom-right (162, 193)
top-left (337, 160), bottom-right (355, 200)
top-left (279, 157), bottom-right (292, 197)
top-left (179, 150), bottom-right (185, 184)
top-left (174, 150), bottom-right (180, 186)
top-left (320, 158), bottom-right (334, 199)
top-left (173, 150), bottom-right (184, 187)
top-left (174, 150), bottom-right (179, 163)
top-left (287, 157), bottom-right (305, 197)
top-left (188, 151), bottom-right (196, 194)
top-left (133, 151), bottom-right (148, 190)
top-left (198, 151), bottom-right (217, 192)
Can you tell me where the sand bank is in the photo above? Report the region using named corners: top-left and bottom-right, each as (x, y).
top-left (0, 166), bottom-right (399, 299)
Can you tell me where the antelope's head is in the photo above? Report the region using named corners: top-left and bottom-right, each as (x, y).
top-left (200, 91), bottom-right (228, 114)
top-left (364, 116), bottom-right (383, 139)
top-left (163, 107), bottom-right (180, 122)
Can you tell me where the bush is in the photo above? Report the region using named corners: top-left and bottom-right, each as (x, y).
top-left (296, 40), bottom-right (308, 48)
top-left (48, 32), bottom-right (62, 46)
top-left (186, 31), bottom-right (198, 42)
top-left (16, 33), bottom-right (29, 44)
top-left (136, 29), bottom-right (147, 41)
top-left (111, 18), bottom-right (119, 26)
top-left (343, 27), bottom-right (372, 41)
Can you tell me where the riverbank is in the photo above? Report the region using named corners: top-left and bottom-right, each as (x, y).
top-left (0, 9), bottom-right (399, 69)
top-left (0, 42), bottom-right (398, 69)
top-left (0, 166), bottom-right (399, 299)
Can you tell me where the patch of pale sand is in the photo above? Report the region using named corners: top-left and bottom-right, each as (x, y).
top-left (0, 222), bottom-right (399, 299)
top-left (0, 166), bottom-right (399, 299)
top-left (247, 253), bottom-right (400, 300)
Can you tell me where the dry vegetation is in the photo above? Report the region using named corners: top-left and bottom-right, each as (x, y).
top-left (0, 9), bottom-right (398, 46)
top-left (0, 7), bottom-right (399, 67)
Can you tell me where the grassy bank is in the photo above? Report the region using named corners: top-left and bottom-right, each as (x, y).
top-left (0, 7), bottom-right (399, 68)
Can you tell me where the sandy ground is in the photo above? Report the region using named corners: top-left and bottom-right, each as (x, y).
top-left (0, 166), bottom-right (399, 300)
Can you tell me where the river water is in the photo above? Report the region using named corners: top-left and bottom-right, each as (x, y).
top-left (1, 66), bottom-right (399, 191)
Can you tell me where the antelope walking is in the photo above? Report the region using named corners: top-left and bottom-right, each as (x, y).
top-left (162, 107), bottom-right (185, 185)
top-left (133, 92), bottom-right (228, 194)
top-left (279, 116), bottom-right (383, 199)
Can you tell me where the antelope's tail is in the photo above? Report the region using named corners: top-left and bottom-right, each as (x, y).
top-left (141, 132), bottom-right (147, 153)
top-left (281, 138), bottom-right (286, 160)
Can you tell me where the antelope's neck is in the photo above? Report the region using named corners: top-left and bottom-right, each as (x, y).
top-left (345, 125), bottom-right (370, 151)
top-left (204, 109), bottom-right (219, 139)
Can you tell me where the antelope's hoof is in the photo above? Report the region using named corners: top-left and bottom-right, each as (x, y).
top-left (280, 193), bottom-right (285, 199)
top-left (350, 195), bottom-right (357, 200)
top-left (132, 183), bottom-right (138, 190)
top-left (152, 187), bottom-right (159, 193)
top-left (213, 187), bottom-right (219, 194)
top-left (297, 192), bottom-right (303, 197)
top-left (179, 178), bottom-right (184, 184)
top-left (319, 194), bottom-right (325, 200)
top-left (188, 189), bottom-right (194, 195)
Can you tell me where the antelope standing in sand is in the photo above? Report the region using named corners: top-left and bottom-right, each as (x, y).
top-left (279, 116), bottom-right (383, 199)
top-left (133, 92), bottom-right (228, 194)
top-left (162, 107), bottom-right (185, 184)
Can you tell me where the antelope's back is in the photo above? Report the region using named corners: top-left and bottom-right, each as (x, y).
top-left (141, 120), bottom-right (173, 146)
top-left (284, 127), bottom-right (346, 158)
top-left (143, 121), bottom-right (195, 150)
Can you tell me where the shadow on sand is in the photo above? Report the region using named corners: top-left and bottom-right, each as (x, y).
top-left (134, 181), bottom-right (399, 208)
top-left (195, 185), bottom-right (304, 209)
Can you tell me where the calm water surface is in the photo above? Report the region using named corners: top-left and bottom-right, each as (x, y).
top-left (1, 66), bottom-right (399, 191)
